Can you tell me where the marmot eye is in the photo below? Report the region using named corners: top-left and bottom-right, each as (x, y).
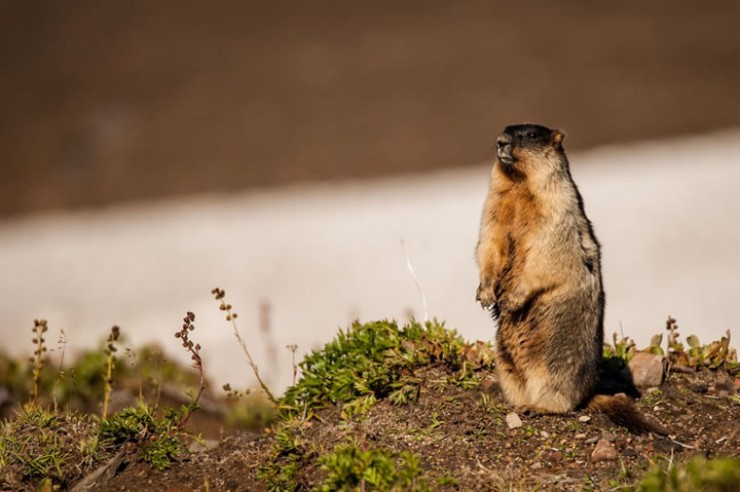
top-left (526, 131), bottom-right (537, 139)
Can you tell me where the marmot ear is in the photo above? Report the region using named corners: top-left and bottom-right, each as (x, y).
top-left (552, 130), bottom-right (566, 146)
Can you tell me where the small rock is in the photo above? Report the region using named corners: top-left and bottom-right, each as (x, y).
top-left (575, 433), bottom-right (587, 439)
top-left (578, 415), bottom-right (592, 423)
top-left (188, 439), bottom-right (220, 452)
top-left (540, 430), bottom-right (550, 438)
top-left (718, 390), bottom-right (729, 399)
top-left (628, 352), bottom-right (666, 387)
top-left (531, 462), bottom-right (543, 470)
top-left (601, 430), bottom-right (617, 442)
top-left (591, 438), bottom-right (618, 462)
top-left (506, 412), bottom-right (523, 429)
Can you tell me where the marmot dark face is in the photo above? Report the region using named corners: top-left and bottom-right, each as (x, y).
top-left (496, 123), bottom-right (565, 176)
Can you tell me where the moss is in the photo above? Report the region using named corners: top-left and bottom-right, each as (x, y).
top-left (0, 403), bottom-right (101, 489)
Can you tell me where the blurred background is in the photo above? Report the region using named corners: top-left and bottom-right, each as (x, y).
top-left (2, 1), bottom-right (739, 391)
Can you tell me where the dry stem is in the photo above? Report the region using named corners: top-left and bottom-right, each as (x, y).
top-left (211, 288), bottom-right (277, 404)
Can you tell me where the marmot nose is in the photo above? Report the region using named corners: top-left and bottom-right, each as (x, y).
top-left (496, 134), bottom-right (512, 149)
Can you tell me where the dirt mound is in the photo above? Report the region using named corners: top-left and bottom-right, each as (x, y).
top-left (100, 321), bottom-right (739, 491)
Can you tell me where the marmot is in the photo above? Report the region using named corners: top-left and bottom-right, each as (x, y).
top-left (476, 123), bottom-right (666, 434)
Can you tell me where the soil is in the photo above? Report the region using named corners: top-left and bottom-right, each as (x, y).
top-left (2, 1), bottom-right (740, 216)
top-left (101, 365), bottom-right (739, 491)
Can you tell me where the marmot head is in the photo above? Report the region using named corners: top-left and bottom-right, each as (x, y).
top-left (496, 123), bottom-right (566, 179)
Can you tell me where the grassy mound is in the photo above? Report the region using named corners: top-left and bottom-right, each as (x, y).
top-left (2, 314), bottom-right (739, 491)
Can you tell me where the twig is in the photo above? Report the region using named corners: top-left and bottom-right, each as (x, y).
top-left (400, 239), bottom-right (428, 322)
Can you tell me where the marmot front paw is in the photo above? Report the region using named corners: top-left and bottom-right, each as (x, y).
top-left (476, 282), bottom-right (496, 308)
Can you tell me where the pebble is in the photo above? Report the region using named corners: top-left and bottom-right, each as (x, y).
top-left (628, 352), bottom-right (666, 387)
top-left (601, 430), bottom-right (617, 442)
top-left (578, 415), bottom-right (591, 423)
top-left (575, 433), bottom-right (587, 439)
top-left (506, 412), bottom-right (523, 429)
top-left (188, 439), bottom-right (220, 452)
top-left (591, 438), bottom-right (618, 462)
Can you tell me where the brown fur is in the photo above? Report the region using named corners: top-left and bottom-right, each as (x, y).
top-left (588, 394), bottom-right (669, 435)
top-left (476, 123), bottom-right (667, 435)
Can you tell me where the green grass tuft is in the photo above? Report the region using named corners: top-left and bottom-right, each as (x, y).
top-left (317, 441), bottom-right (429, 492)
top-left (280, 319), bottom-right (494, 419)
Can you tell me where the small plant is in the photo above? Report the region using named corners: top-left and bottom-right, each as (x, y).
top-left (436, 475), bottom-right (460, 487)
top-left (661, 317), bottom-right (738, 371)
top-left (212, 287), bottom-right (277, 404)
top-left (316, 441), bottom-right (430, 491)
top-left (286, 343), bottom-right (299, 386)
top-left (646, 333), bottom-right (665, 356)
top-left (98, 402), bottom-right (185, 471)
top-left (101, 325), bottom-right (120, 419)
top-left (173, 311), bottom-right (206, 428)
top-left (257, 420), bottom-right (316, 490)
top-left (30, 319), bottom-right (49, 404)
top-left (637, 456), bottom-right (740, 491)
top-left (51, 328), bottom-right (68, 412)
top-left (603, 332), bottom-right (636, 362)
top-left (666, 316), bottom-right (682, 356)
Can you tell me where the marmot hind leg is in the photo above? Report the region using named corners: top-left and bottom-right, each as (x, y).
top-left (495, 359), bottom-right (529, 408)
top-left (500, 366), bottom-right (585, 414)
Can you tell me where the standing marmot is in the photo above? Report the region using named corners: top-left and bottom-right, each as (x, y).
top-left (476, 123), bottom-right (665, 434)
